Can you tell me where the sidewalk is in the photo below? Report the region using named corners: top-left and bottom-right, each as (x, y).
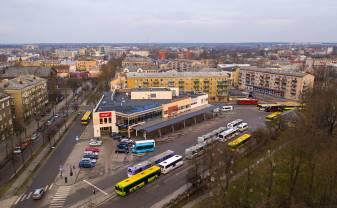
top-left (0, 112), bottom-right (78, 208)
top-left (0, 91), bottom-right (74, 189)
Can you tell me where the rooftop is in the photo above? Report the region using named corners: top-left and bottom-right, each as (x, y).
top-left (0, 67), bottom-right (52, 78)
top-left (95, 90), bottom-right (205, 114)
top-left (123, 56), bottom-right (153, 62)
top-left (0, 92), bottom-right (10, 99)
top-left (0, 75), bottom-right (46, 90)
top-left (132, 88), bottom-right (172, 92)
top-left (240, 66), bottom-right (309, 77)
top-left (126, 70), bottom-right (230, 78)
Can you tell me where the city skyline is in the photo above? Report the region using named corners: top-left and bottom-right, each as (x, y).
top-left (1, 0), bottom-right (337, 43)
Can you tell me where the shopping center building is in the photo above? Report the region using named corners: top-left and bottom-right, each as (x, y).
top-left (92, 88), bottom-right (214, 138)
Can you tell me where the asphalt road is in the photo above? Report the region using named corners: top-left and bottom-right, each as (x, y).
top-left (15, 117), bottom-right (86, 208)
top-left (56, 105), bottom-right (268, 208)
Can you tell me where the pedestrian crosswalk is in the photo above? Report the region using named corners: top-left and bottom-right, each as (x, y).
top-left (14, 183), bottom-right (54, 205)
top-left (49, 186), bottom-right (71, 208)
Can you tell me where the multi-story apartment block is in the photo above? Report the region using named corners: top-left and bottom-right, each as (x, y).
top-left (159, 59), bottom-right (202, 71)
top-left (0, 75), bottom-right (48, 124)
top-left (76, 60), bottom-right (98, 71)
top-left (238, 67), bottom-right (314, 100)
top-left (0, 93), bottom-right (13, 140)
top-left (126, 71), bottom-right (231, 102)
top-left (122, 57), bottom-right (154, 68)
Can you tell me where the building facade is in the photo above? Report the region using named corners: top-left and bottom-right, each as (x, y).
top-left (126, 71), bottom-right (231, 102)
top-left (92, 88), bottom-right (209, 137)
top-left (0, 93), bottom-right (13, 141)
top-left (76, 60), bottom-right (98, 71)
top-left (122, 57), bottom-right (154, 68)
top-left (0, 75), bottom-right (48, 124)
top-left (238, 67), bottom-right (314, 100)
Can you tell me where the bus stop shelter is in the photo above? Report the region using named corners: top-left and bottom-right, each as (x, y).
top-left (133, 104), bottom-right (217, 139)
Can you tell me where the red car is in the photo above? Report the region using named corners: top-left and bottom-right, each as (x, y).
top-left (85, 146), bottom-right (100, 152)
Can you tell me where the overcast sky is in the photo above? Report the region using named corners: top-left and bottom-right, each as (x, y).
top-left (1, 0), bottom-right (337, 43)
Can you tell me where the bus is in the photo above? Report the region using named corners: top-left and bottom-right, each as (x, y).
top-left (227, 119), bottom-right (243, 128)
top-left (81, 111), bottom-right (92, 125)
top-left (265, 112), bottom-right (282, 122)
top-left (158, 155), bottom-right (184, 174)
top-left (115, 165), bottom-right (161, 196)
top-left (237, 98), bottom-right (258, 105)
top-left (218, 127), bottom-right (239, 141)
top-left (228, 134), bottom-right (252, 149)
top-left (131, 140), bottom-right (156, 154)
top-left (127, 150), bottom-right (175, 177)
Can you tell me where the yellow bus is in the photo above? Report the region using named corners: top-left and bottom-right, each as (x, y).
top-left (228, 134), bottom-right (252, 149)
top-left (115, 165), bottom-right (161, 196)
top-left (81, 111), bottom-right (92, 125)
top-left (265, 112), bottom-right (282, 122)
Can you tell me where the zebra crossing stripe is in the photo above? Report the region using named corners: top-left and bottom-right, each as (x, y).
top-left (14, 194), bottom-right (23, 205)
top-left (49, 183), bottom-right (54, 190)
top-left (20, 194), bottom-right (27, 201)
top-left (26, 192), bottom-right (33, 200)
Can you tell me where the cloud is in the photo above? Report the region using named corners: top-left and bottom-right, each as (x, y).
top-left (0, 0), bottom-right (336, 43)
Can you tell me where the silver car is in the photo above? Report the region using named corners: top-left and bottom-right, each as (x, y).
top-left (32, 188), bottom-right (44, 200)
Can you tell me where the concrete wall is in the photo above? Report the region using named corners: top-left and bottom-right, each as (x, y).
top-left (93, 111), bottom-right (118, 137)
top-left (131, 90), bottom-right (172, 100)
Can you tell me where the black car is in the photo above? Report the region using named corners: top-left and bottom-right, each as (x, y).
top-left (115, 144), bottom-right (129, 154)
top-left (111, 133), bottom-right (122, 140)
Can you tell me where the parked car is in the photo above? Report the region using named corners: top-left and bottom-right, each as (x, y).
top-left (37, 125), bottom-right (46, 132)
top-left (238, 122), bottom-right (248, 132)
top-left (20, 139), bottom-right (32, 150)
top-left (120, 139), bottom-right (134, 146)
top-left (115, 143), bottom-right (129, 154)
top-left (83, 151), bottom-right (99, 159)
top-left (31, 132), bottom-right (39, 140)
top-left (85, 146), bottom-right (100, 152)
top-left (54, 114), bottom-right (59, 118)
top-left (89, 139), bottom-right (103, 146)
top-left (221, 105), bottom-right (233, 112)
top-left (13, 146), bottom-right (22, 154)
top-left (32, 188), bottom-right (45, 200)
top-left (79, 158), bottom-right (96, 168)
top-left (47, 117), bottom-right (55, 126)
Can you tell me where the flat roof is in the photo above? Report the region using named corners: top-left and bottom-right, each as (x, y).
top-left (240, 66), bottom-right (309, 77)
top-left (95, 90), bottom-right (206, 114)
top-left (133, 104), bottom-right (216, 133)
top-left (132, 88), bottom-right (171, 92)
top-left (126, 70), bottom-right (230, 78)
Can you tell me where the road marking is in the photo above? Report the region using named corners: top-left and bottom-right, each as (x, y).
top-left (49, 186), bottom-right (71, 208)
top-left (20, 194), bottom-right (27, 201)
top-left (26, 192), bottom-right (33, 200)
top-left (45, 184), bottom-right (49, 190)
top-left (49, 183), bottom-right (54, 190)
top-left (14, 194), bottom-right (23, 205)
top-left (83, 179), bottom-right (108, 195)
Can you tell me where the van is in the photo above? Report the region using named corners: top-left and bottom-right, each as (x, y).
top-left (221, 106), bottom-right (233, 112)
top-left (238, 122), bottom-right (248, 132)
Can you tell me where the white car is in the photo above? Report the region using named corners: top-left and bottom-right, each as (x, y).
top-left (89, 140), bottom-right (103, 146)
top-left (221, 106), bottom-right (233, 112)
top-left (213, 107), bottom-right (220, 113)
top-left (238, 122), bottom-right (248, 132)
top-left (13, 146), bottom-right (22, 154)
top-left (83, 151), bottom-right (99, 156)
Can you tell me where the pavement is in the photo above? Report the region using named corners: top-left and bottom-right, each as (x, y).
top-left (0, 90), bottom-right (74, 189)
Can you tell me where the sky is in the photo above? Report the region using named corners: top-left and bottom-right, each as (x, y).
top-left (1, 0), bottom-right (337, 43)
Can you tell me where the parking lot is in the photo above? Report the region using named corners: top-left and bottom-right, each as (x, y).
top-left (72, 105), bottom-right (267, 180)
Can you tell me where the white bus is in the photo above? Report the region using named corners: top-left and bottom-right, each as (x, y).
top-left (158, 155), bottom-right (184, 174)
top-left (227, 119), bottom-right (243, 129)
top-left (218, 127), bottom-right (239, 141)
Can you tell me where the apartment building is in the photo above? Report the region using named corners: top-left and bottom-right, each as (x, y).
top-left (126, 71), bottom-right (231, 102)
top-left (76, 60), bottom-right (98, 71)
top-left (238, 67), bottom-right (314, 100)
top-left (122, 57), bottom-right (154, 68)
top-left (0, 93), bottom-right (13, 140)
top-left (0, 75), bottom-right (48, 124)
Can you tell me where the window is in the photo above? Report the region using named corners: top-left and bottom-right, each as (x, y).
top-left (150, 93), bottom-right (156, 98)
top-left (100, 118), bottom-right (103, 124)
top-left (108, 117), bottom-right (112, 123)
top-left (104, 118), bottom-right (108, 123)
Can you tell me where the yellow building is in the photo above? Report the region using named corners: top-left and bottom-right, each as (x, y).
top-left (76, 60), bottom-right (97, 71)
top-left (0, 75), bottom-right (48, 124)
top-left (126, 71), bottom-right (231, 102)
